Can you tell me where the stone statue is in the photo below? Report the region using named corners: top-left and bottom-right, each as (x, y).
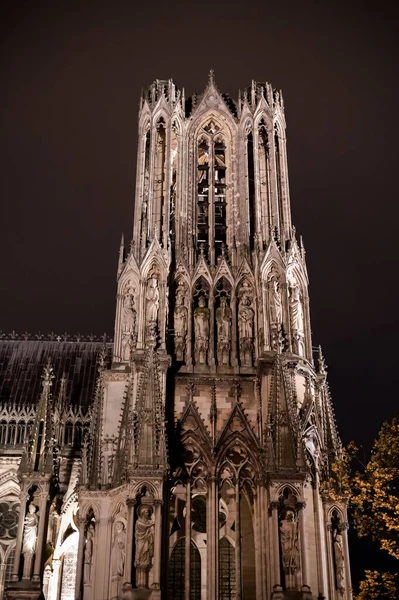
top-left (289, 281), bottom-right (305, 355)
top-left (122, 290), bottom-right (137, 360)
top-left (194, 296), bottom-right (210, 365)
top-left (269, 278), bottom-right (282, 326)
top-left (83, 523), bottom-right (94, 584)
top-left (135, 506), bottom-right (155, 588)
top-left (279, 510), bottom-right (300, 574)
top-left (174, 286), bottom-right (188, 361)
top-left (238, 287), bottom-right (254, 366)
top-left (111, 521), bottom-right (126, 577)
top-left (216, 297), bottom-right (232, 365)
top-left (22, 504), bottom-right (39, 555)
top-left (333, 529), bottom-right (345, 590)
top-left (146, 277), bottom-right (159, 324)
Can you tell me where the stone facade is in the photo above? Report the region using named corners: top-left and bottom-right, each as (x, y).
top-left (0, 73), bottom-right (352, 600)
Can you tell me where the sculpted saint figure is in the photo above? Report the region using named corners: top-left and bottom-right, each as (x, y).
top-left (174, 288), bottom-right (188, 361)
top-left (134, 507), bottom-right (155, 569)
top-left (22, 504), bottom-right (39, 555)
top-left (333, 529), bottom-right (345, 589)
top-left (83, 523), bottom-right (94, 584)
top-left (289, 280), bottom-right (305, 355)
top-left (122, 291), bottom-right (136, 333)
top-left (238, 291), bottom-right (254, 366)
top-left (216, 297), bottom-right (232, 365)
top-left (194, 296), bottom-right (210, 365)
top-left (269, 279), bottom-right (282, 326)
top-left (279, 510), bottom-right (300, 574)
top-left (146, 277), bottom-right (160, 324)
top-left (111, 521), bottom-right (126, 577)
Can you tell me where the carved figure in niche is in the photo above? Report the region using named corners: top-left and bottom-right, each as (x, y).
top-left (279, 509), bottom-right (300, 574)
top-left (83, 523), bottom-right (94, 584)
top-left (111, 521), bottom-right (126, 577)
top-left (121, 288), bottom-right (137, 360)
top-left (216, 297), bottom-right (232, 365)
top-left (22, 504), bottom-right (39, 555)
top-left (134, 507), bottom-right (155, 568)
top-left (268, 277), bottom-right (283, 351)
top-left (146, 277), bottom-right (159, 324)
top-left (289, 278), bottom-right (305, 356)
top-left (333, 529), bottom-right (345, 590)
top-left (238, 285), bottom-right (254, 366)
top-left (174, 284), bottom-right (188, 361)
top-left (194, 296), bottom-right (210, 365)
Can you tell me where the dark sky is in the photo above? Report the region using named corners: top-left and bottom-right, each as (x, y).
top-left (1, 0), bottom-right (398, 583)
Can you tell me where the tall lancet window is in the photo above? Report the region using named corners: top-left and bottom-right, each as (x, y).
top-left (258, 121), bottom-right (270, 238)
top-left (196, 125), bottom-right (228, 264)
top-left (169, 124), bottom-right (178, 247)
top-left (154, 118), bottom-right (166, 240)
top-left (141, 128), bottom-right (151, 248)
top-left (197, 139), bottom-right (210, 249)
top-left (274, 123), bottom-right (284, 232)
top-left (214, 139), bottom-right (227, 261)
top-left (246, 130), bottom-right (255, 248)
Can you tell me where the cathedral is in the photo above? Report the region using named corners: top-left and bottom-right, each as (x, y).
top-left (0, 73), bottom-right (352, 600)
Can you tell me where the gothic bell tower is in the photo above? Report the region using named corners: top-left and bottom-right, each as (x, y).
top-left (71, 73), bottom-right (352, 600)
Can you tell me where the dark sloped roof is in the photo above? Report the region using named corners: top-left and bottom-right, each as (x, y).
top-left (0, 340), bottom-right (113, 409)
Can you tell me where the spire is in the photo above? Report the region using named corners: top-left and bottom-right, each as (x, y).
top-left (23, 358), bottom-right (55, 474)
top-left (208, 68), bottom-right (215, 86)
top-left (117, 233), bottom-right (125, 277)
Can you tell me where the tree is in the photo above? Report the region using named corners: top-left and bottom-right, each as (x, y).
top-left (351, 418), bottom-right (399, 560)
top-left (350, 418), bottom-right (399, 599)
top-left (355, 570), bottom-right (397, 600)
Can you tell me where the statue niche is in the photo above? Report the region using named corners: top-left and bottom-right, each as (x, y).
top-left (174, 281), bottom-right (188, 362)
top-left (111, 519), bottom-right (127, 600)
top-left (134, 505), bottom-right (155, 589)
top-left (267, 273), bottom-right (283, 351)
top-left (83, 522), bottom-right (95, 586)
top-left (146, 273), bottom-right (160, 345)
top-left (22, 503), bottom-right (39, 579)
top-left (288, 274), bottom-right (305, 356)
top-left (279, 508), bottom-right (300, 589)
top-left (216, 296), bottom-right (232, 365)
top-left (238, 282), bottom-right (254, 366)
top-left (194, 295), bottom-right (210, 365)
top-left (121, 285), bottom-right (137, 361)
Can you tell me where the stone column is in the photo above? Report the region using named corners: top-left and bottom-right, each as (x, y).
top-left (125, 499), bottom-right (136, 584)
top-left (235, 482), bottom-right (242, 600)
top-left (74, 518), bottom-right (86, 600)
top-left (0, 562), bottom-right (6, 599)
top-left (298, 502), bottom-right (309, 587)
top-left (325, 523), bottom-right (336, 600)
top-left (231, 291), bottom-right (238, 367)
top-left (152, 500), bottom-right (162, 591)
top-left (43, 564), bottom-right (51, 599)
top-left (207, 476), bottom-right (217, 600)
top-left (11, 490), bottom-right (29, 581)
top-left (271, 502), bottom-right (280, 586)
top-left (313, 476), bottom-right (327, 598)
top-left (185, 482), bottom-right (191, 600)
top-left (33, 491), bottom-right (49, 581)
top-left (341, 522), bottom-right (352, 600)
top-left (209, 289), bottom-right (215, 366)
top-left (49, 558), bottom-right (62, 600)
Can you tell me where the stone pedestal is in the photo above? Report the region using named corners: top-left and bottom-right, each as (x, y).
top-left (271, 585), bottom-right (312, 600)
top-left (4, 578), bottom-right (42, 600)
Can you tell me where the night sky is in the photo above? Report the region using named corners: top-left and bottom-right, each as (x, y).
top-left (1, 0), bottom-right (398, 586)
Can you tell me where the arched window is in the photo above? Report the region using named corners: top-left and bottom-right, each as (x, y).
top-left (153, 118), bottom-right (166, 241)
top-left (0, 420), bottom-right (7, 445)
top-left (274, 123), bottom-right (283, 230)
top-left (196, 124), bottom-right (228, 264)
top-left (7, 421), bottom-right (17, 445)
top-left (74, 422), bottom-right (83, 447)
top-left (140, 128), bottom-right (151, 249)
top-left (246, 130), bottom-right (255, 248)
top-left (64, 422), bottom-right (74, 446)
top-left (258, 122), bottom-right (270, 238)
top-left (219, 537), bottom-right (235, 600)
top-left (168, 538), bottom-right (201, 600)
top-left (16, 421), bottom-right (26, 445)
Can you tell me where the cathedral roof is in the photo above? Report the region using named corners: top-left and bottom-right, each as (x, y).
top-left (0, 337), bottom-right (113, 409)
